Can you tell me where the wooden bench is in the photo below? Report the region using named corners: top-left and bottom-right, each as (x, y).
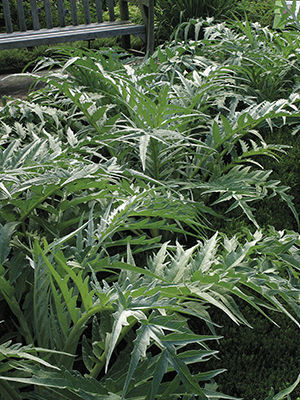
top-left (0, 0), bottom-right (154, 54)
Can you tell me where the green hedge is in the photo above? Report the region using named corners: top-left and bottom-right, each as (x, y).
top-left (191, 304), bottom-right (300, 399)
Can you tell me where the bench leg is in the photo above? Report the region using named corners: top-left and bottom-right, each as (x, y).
top-left (140, 0), bottom-right (154, 55)
top-left (119, 0), bottom-right (131, 50)
top-left (121, 35), bottom-right (131, 50)
top-left (145, 0), bottom-right (154, 55)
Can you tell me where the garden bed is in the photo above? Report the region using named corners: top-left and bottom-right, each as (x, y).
top-left (0, 18), bottom-right (299, 400)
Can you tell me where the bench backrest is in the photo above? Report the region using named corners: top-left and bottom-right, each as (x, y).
top-left (2, 0), bottom-right (117, 33)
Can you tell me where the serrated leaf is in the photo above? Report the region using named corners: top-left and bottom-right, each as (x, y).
top-left (122, 324), bottom-right (152, 398)
top-left (139, 134), bottom-right (150, 171)
top-left (166, 347), bottom-right (207, 399)
top-left (0, 341), bottom-right (64, 370)
top-left (105, 307), bottom-right (147, 372)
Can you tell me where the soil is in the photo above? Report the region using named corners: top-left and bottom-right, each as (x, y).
top-left (1, 74), bottom-right (34, 99)
top-left (0, 70), bottom-right (51, 100)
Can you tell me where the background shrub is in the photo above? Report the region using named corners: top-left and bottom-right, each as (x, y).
top-left (235, 0), bottom-right (275, 26)
top-left (191, 303), bottom-right (300, 399)
top-left (154, 0), bottom-right (277, 43)
top-left (155, 0), bottom-right (236, 43)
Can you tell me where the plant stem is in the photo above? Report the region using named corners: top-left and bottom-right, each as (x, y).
top-left (62, 303), bottom-right (114, 369)
top-left (89, 316), bottom-right (138, 379)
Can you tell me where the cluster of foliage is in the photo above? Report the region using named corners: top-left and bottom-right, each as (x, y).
top-left (0, 19), bottom-right (299, 399)
top-left (273, 0), bottom-right (300, 30)
top-left (154, 0), bottom-right (278, 43)
top-left (237, 0), bottom-right (275, 27)
top-left (154, 0), bottom-right (235, 42)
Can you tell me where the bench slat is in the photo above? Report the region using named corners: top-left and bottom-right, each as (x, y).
top-left (0, 21), bottom-right (141, 37)
top-left (108, 0), bottom-right (115, 21)
top-left (16, 0), bottom-right (27, 31)
top-left (44, 0), bottom-right (53, 29)
top-left (69, 0), bottom-right (78, 25)
top-left (82, 0), bottom-right (91, 24)
top-left (0, 22), bottom-right (146, 49)
top-left (95, 0), bottom-right (103, 23)
top-left (57, 0), bottom-right (66, 27)
top-left (2, 0), bottom-right (13, 33)
top-left (0, 0), bottom-right (154, 55)
top-left (30, 0), bottom-right (40, 30)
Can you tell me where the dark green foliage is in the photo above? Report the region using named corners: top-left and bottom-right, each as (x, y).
top-left (0, 47), bottom-right (48, 74)
top-left (192, 304), bottom-right (300, 399)
top-left (235, 0), bottom-right (276, 27)
top-left (254, 128), bottom-right (300, 231)
top-left (154, 0), bottom-right (278, 44)
top-left (154, 0), bottom-right (236, 43)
